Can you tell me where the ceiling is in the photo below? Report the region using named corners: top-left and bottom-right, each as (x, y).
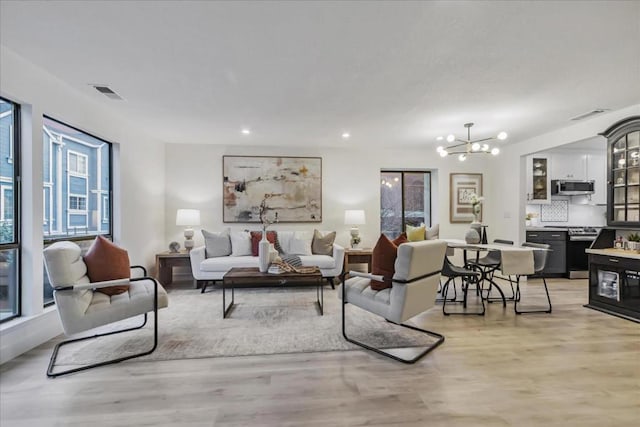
top-left (1, 1), bottom-right (639, 148)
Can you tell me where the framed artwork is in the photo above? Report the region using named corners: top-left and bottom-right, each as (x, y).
top-left (450, 173), bottom-right (483, 223)
top-left (222, 155), bottom-right (322, 223)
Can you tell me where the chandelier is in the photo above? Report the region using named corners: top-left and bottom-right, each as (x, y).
top-left (436, 122), bottom-right (507, 161)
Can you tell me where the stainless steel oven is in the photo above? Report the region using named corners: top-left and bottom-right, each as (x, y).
top-left (567, 227), bottom-right (600, 279)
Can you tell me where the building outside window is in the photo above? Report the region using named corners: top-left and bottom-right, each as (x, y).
top-left (42, 116), bottom-right (112, 305)
top-left (0, 97), bottom-right (21, 323)
top-left (380, 171), bottom-right (431, 239)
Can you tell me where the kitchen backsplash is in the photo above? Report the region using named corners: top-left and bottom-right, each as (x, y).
top-left (526, 197), bottom-right (606, 226)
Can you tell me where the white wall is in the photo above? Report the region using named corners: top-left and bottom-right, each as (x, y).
top-left (0, 47), bottom-right (166, 364)
top-left (164, 144), bottom-right (492, 249)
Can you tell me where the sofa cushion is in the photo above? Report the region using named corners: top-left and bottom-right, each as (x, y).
top-left (288, 231), bottom-right (313, 255)
top-left (250, 231), bottom-right (278, 256)
top-left (425, 223), bottom-right (439, 240)
top-left (83, 236), bottom-right (130, 296)
top-left (298, 254), bottom-right (336, 269)
top-left (392, 232), bottom-right (408, 246)
top-left (312, 229), bottom-right (336, 255)
top-left (201, 256), bottom-right (258, 272)
top-left (202, 228), bottom-right (231, 258)
top-left (230, 231), bottom-right (252, 256)
top-left (370, 234), bottom-right (398, 291)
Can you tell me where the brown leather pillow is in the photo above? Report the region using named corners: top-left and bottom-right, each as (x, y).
top-left (83, 236), bottom-right (130, 296)
top-left (250, 231), bottom-right (278, 256)
top-left (392, 232), bottom-right (408, 246)
top-left (371, 234), bottom-right (399, 291)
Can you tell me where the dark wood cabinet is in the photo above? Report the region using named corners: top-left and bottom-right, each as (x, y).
top-left (602, 116), bottom-right (640, 226)
top-left (526, 230), bottom-right (567, 277)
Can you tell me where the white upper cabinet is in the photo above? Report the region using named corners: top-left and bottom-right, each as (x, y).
top-left (550, 152), bottom-right (587, 180)
top-left (586, 152), bottom-right (607, 205)
top-left (526, 154), bottom-right (551, 204)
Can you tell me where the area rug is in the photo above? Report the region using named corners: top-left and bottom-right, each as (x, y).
top-left (54, 285), bottom-right (437, 365)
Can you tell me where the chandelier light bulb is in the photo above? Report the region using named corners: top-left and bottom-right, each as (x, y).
top-left (446, 134), bottom-right (455, 143)
top-left (482, 144), bottom-right (489, 151)
top-left (439, 149), bottom-right (449, 157)
top-left (458, 154), bottom-right (467, 161)
top-left (436, 136), bottom-right (444, 141)
top-left (497, 131), bottom-right (508, 140)
top-left (436, 145), bottom-right (444, 153)
top-left (491, 147), bottom-right (500, 155)
top-left (471, 142), bottom-right (481, 152)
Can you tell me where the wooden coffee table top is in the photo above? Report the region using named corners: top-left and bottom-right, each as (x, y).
top-left (224, 267), bottom-right (321, 281)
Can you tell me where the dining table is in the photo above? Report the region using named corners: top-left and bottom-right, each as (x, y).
top-left (441, 239), bottom-right (542, 307)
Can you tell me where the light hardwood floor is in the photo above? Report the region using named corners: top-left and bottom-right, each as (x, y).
top-left (1, 278), bottom-right (638, 427)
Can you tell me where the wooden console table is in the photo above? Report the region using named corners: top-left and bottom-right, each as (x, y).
top-left (155, 251), bottom-right (195, 287)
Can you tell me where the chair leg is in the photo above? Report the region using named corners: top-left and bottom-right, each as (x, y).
top-left (437, 277), bottom-right (457, 302)
top-left (341, 287), bottom-right (444, 364)
top-left (327, 277), bottom-right (335, 290)
top-left (443, 276), bottom-right (485, 316)
top-left (514, 276), bottom-right (552, 314)
top-left (47, 278), bottom-right (160, 378)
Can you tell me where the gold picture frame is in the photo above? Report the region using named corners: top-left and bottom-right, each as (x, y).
top-left (450, 173), bottom-right (483, 223)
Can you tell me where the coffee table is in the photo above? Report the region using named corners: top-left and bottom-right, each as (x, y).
top-left (221, 267), bottom-right (324, 318)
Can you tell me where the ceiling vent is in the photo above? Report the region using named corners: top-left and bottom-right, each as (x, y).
top-left (90, 84), bottom-right (124, 101)
top-left (570, 109), bottom-right (609, 121)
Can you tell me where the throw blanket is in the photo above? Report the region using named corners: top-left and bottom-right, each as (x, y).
top-left (281, 254), bottom-right (303, 267)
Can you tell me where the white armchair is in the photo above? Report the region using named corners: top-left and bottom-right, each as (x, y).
top-left (43, 241), bottom-right (169, 377)
top-left (340, 240), bottom-right (448, 363)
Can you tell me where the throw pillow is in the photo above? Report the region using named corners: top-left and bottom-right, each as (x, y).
top-left (392, 232), bottom-right (408, 246)
top-left (230, 231), bottom-right (252, 256)
top-left (202, 228), bottom-right (231, 258)
top-left (250, 231), bottom-right (278, 256)
top-left (371, 234), bottom-right (399, 291)
top-left (424, 223), bottom-right (439, 240)
top-left (83, 236), bottom-right (130, 296)
top-left (406, 224), bottom-right (426, 242)
top-left (288, 231), bottom-right (313, 256)
top-left (311, 230), bottom-right (336, 255)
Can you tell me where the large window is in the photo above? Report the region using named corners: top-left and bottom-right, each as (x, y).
top-left (0, 98), bottom-right (21, 323)
top-left (380, 171), bottom-right (431, 239)
top-left (42, 116), bottom-right (112, 305)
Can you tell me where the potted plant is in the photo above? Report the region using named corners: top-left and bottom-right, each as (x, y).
top-left (627, 232), bottom-right (640, 251)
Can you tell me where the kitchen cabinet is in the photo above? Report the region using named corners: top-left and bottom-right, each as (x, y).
top-left (602, 116), bottom-right (640, 226)
top-left (526, 230), bottom-right (567, 277)
top-left (587, 152), bottom-right (607, 205)
top-left (551, 152), bottom-right (587, 180)
top-left (586, 228), bottom-right (640, 321)
top-left (526, 155), bottom-right (551, 204)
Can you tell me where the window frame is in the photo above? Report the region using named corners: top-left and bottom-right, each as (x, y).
top-left (380, 170), bottom-right (432, 239)
top-left (0, 96), bottom-right (21, 323)
top-left (42, 115), bottom-right (113, 244)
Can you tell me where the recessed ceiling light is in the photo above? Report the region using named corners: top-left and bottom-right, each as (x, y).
top-left (342, 132), bottom-right (350, 139)
top-left (241, 129), bottom-right (251, 135)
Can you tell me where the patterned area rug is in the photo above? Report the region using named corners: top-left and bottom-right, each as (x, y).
top-left (54, 284), bottom-right (437, 365)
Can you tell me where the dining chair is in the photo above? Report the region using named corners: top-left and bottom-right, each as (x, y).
top-left (513, 242), bottom-right (552, 314)
top-left (467, 239), bottom-right (515, 302)
top-left (441, 257), bottom-right (484, 315)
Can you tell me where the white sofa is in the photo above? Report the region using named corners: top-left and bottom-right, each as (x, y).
top-left (190, 230), bottom-right (345, 293)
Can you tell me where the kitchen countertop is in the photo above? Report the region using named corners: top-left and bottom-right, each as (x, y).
top-left (586, 248), bottom-right (640, 260)
top-left (526, 227), bottom-right (568, 232)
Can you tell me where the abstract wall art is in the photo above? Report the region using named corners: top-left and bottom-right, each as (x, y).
top-left (222, 156), bottom-right (322, 223)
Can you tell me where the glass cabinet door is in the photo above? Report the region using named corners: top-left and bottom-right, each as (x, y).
top-left (607, 119), bottom-right (640, 226)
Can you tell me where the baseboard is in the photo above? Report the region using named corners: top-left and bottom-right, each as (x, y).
top-left (0, 308), bottom-right (62, 364)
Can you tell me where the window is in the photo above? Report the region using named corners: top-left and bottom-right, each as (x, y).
top-left (69, 195), bottom-right (87, 211)
top-left (0, 97), bottom-right (20, 323)
top-left (68, 151), bottom-right (88, 175)
top-left (380, 171), bottom-right (431, 239)
top-left (42, 116), bottom-right (113, 306)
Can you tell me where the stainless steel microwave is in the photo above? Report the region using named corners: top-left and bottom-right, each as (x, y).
top-left (551, 180), bottom-right (595, 195)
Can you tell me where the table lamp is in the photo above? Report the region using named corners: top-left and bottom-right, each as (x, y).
top-left (176, 209), bottom-right (201, 251)
top-left (344, 209), bottom-right (366, 249)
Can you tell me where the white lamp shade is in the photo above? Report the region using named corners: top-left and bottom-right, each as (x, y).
top-left (176, 209), bottom-right (201, 226)
top-left (344, 209), bottom-right (366, 225)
